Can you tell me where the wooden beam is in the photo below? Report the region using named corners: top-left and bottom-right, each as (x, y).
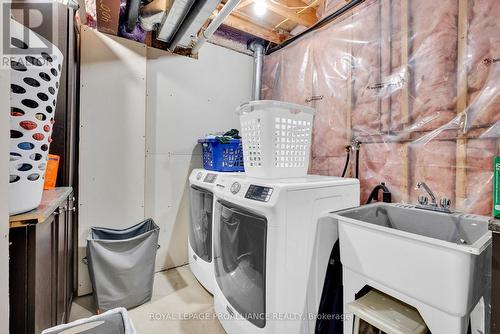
top-left (380, 0), bottom-right (392, 138)
top-left (346, 13), bottom-right (353, 169)
top-left (400, 0), bottom-right (410, 203)
top-left (236, 0), bottom-right (254, 11)
top-left (222, 14), bottom-right (286, 44)
top-left (400, 0), bottom-right (409, 128)
top-left (455, 0), bottom-right (469, 211)
top-left (323, 0), bottom-right (353, 14)
top-left (265, 0), bottom-right (317, 27)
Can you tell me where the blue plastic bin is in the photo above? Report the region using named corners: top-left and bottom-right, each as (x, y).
top-left (198, 138), bottom-right (244, 172)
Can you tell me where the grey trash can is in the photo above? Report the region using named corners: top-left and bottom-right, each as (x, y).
top-left (86, 219), bottom-right (160, 312)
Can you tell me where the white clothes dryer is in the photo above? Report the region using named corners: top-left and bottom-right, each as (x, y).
top-left (188, 169), bottom-right (245, 294)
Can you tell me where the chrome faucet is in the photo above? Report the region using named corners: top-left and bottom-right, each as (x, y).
top-left (416, 182), bottom-right (437, 206)
top-left (415, 181), bottom-right (452, 213)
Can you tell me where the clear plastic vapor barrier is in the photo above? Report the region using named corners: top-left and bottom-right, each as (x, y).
top-left (262, 0), bottom-right (500, 215)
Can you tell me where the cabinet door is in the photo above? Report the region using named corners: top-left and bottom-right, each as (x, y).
top-left (9, 227), bottom-right (28, 334)
top-left (35, 215), bottom-right (56, 333)
top-left (56, 205), bottom-right (68, 324)
top-left (72, 195), bottom-right (78, 296)
top-left (66, 194), bottom-right (75, 307)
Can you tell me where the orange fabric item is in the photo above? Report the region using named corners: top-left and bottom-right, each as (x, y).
top-left (43, 154), bottom-right (60, 190)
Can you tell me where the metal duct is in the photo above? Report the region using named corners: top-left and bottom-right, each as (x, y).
top-left (156, 0), bottom-right (196, 43)
top-left (167, 0), bottom-right (223, 51)
top-left (191, 0), bottom-right (241, 54)
top-left (248, 40), bottom-right (265, 100)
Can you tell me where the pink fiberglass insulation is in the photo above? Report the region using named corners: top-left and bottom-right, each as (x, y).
top-left (311, 15), bottom-right (353, 159)
top-left (466, 139), bottom-right (497, 215)
top-left (350, 0), bottom-right (383, 136)
top-left (267, 36), bottom-right (315, 105)
top-left (261, 0), bottom-right (500, 215)
top-left (261, 52), bottom-right (281, 100)
top-left (409, 140), bottom-right (457, 204)
top-left (409, 0), bottom-right (458, 131)
top-left (467, 0), bottom-right (500, 127)
top-left (357, 142), bottom-right (404, 205)
top-left (310, 156), bottom-right (348, 178)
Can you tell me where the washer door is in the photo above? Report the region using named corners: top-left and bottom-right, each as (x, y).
top-left (214, 200), bottom-right (267, 328)
top-left (189, 185), bottom-right (213, 262)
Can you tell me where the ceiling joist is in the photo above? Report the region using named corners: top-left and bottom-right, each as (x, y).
top-left (265, 0), bottom-right (317, 27)
top-left (222, 13), bottom-right (286, 44)
top-left (213, 0), bottom-right (321, 45)
top-left (236, 0), bottom-right (254, 10)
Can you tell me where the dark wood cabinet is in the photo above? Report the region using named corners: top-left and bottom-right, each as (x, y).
top-left (9, 188), bottom-right (76, 334)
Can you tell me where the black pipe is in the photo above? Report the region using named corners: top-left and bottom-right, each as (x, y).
top-left (355, 147), bottom-right (360, 179)
top-left (124, 0), bottom-right (141, 32)
top-left (366, 182), bottom-right (392, 204)
top-left (341, 147), bottom-right (350, 178)
top-left (266, 0), bottom-right (365, 55)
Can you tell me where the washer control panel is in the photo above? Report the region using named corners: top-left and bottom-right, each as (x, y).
top-left (203, 173), bottom-right (218, 183)
top-left (245, 185), bottom-right (273, 202)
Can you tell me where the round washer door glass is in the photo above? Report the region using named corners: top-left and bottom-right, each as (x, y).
top-left (189, 186), bottom-right (213, 262)
top-left (214, 200), bottom-right (267, 328)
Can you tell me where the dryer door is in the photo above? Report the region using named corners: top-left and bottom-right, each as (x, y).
top-left (214, 200), bottom-right (267, 328)
top-left (189, 185), bottom-right (213, 262)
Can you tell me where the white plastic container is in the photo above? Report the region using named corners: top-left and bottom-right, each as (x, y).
top-left (8, 19), bottom-right (64, 215)
top-left (236, 100), bottom-right (316, 179)
top-left (348, 290), bottom-right (428, 334)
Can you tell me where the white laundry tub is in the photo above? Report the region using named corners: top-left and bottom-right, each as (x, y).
top-left (331, 203), bottom-right (492, 334)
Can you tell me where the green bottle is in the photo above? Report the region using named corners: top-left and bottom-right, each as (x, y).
top-left (495, 156), bottom-right (500, 219)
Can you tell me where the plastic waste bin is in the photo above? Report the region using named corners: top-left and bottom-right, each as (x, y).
top-left (86, 219), bottom-right (160, 312)
top-left (42, 307), bottom-right (137, 334)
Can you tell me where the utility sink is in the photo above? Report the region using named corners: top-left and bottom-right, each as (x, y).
top-left (331, 203), bottom-right (492, 334)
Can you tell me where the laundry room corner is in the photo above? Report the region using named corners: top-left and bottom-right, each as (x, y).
top-left (77, 27), bottom-right (254, 295)
top-left (144, 43), bottom-right (254, 272)
top-left (3, 0), bottom-right (500, 333)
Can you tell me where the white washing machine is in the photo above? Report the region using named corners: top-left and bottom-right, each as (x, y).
top-left (212, 175), bottom-right (360, 334)
top-left (188, 169), bottom-right (244, 294)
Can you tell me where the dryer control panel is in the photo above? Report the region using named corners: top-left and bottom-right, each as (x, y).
top-left (245, 185), bottom-right (273, 202)
top-left (203, 173), bottom-right (217, 183)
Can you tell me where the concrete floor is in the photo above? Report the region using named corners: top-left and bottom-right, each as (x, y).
top-left (70, 265), bottom-right (226, 333)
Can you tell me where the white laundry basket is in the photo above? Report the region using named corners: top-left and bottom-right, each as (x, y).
top-left (236, 100), bottom-right (316, 179)
top-left (8, 19), bottom-right (63, 215)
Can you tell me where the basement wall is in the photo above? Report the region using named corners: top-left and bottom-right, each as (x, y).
top-left (145, 45), bottom-right (253, 272)
top-left (78, 28), bottom-right (253, 295)
top-left (262, 0), bottom-right (500, 215)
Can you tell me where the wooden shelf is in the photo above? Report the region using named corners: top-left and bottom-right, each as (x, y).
top-left (10, 187), bottom-right (73, 228)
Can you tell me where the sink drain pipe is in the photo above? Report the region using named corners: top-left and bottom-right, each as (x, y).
top-left (248, 40), bottom-right (265, 100)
